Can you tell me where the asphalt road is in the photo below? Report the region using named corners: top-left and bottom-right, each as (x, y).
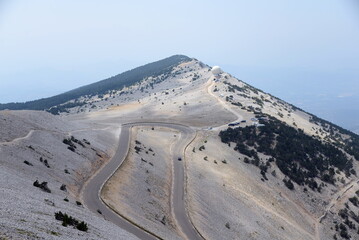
top-left (82, 122), bottom-right (203, 240)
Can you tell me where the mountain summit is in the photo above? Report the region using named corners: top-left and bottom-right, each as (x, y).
top-left (1, 56), bottom-right (359, 240)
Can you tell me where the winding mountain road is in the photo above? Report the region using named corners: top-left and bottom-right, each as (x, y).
top-left (82, 122), bottom-right (203, 240)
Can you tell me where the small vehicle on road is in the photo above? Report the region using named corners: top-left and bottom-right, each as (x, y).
top-left (178, 157), bottom-right (182, 161)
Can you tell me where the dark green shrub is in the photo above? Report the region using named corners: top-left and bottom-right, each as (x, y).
top-left (76, 221), bottom-right (88, 232)
top-left (54, 211), bottom-right (88, 232)
top-left (349, 196), bottom-right (359, 207)
top-left (283, 179), bottom-right (294, 190)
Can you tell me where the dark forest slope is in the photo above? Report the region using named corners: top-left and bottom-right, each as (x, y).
top-left (0, 55), bottom-right (190, 111)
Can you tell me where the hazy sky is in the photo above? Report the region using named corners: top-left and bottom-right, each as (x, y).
top-left (1, 1), bottom-right (358, 129)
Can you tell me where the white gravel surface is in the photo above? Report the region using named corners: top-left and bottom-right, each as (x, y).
top-left (0, 110), bottom-right (138, 240)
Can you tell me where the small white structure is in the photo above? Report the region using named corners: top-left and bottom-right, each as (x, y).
top-left (253, 122), bottom-right (265, 127)
top-left (211, 66), bottom-right (222, 75)
top-left (211, 66), bottom-right (223, 80)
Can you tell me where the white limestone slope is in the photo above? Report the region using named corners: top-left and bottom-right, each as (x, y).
top-left (0, 111), bottom-right (138, 240)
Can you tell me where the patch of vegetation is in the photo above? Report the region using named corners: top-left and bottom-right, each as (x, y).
top-left (225, 95), bottom-right (233, 102)
top-left (192, 73), bottom-right (200, 81)
top-left (63, 136), bottom-right (84, 152)
top-left (33, 180), bottom-right (51, 193)
top-left (135, 145), bottom-right (142, 153)
top-left (47, 101), bottom-right (86, 115)
top-left (60, 184), bottom-right (67, 192)
top-left (161, 216), bottom-right (167, 225)
top-left (23, 160), bottom-right (33, 166)
top-left (63, 138), bottom-right (76, 152)
top-left (43, 159), bottom-right (50, 168)
top-left (223, 81), bottom-right (247, 93)
top-left (252, 97), bottom-right (264, 107)
top-left (27, 145), bottom-right (35, 150)
top-left (231, 102), bottom-right (243, 107)
top-left (199, 145), bottom-right (205, 151)
top-left (54, 211), bottom-right (88, 232)
top-left (70, 136), bottom-right (85, 147)
top-left (283, 178), bottom-right (294, 190)
top-left (39, 157), bottom-right (50, 168)
top-left (335, 205), bottom-right (359, 239)
top-left (219, 117), bottom-right (355, 191)
top-left (225, 222), bottom-right (230, 229)
top-left (349, 196), bottom-right (359, 207)
top-left (310, 115), bottom-right (359, 160)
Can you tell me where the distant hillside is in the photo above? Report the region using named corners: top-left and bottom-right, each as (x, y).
top-left (0, 55), bottom-right (191, 111)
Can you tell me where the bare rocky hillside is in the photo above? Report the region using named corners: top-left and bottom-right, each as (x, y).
top-left (0, 111), bottom-right (138, 240)
top-left (1, 56), bottom-right (359, 240)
